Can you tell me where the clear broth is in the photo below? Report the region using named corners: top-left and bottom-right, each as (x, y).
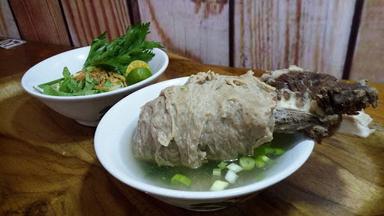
top-left (136, 133), bottom-right (299, 191)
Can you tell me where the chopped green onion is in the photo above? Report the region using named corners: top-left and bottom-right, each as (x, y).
top-left (212, 168), bottom-right (221, 176)
top-left (273, 148), bottom-right (285, 156)
top-left (217, 161), bottom-right (227, 170)
top-left (225, 170), bottom-right (239, 184)
top-left (254, 159), bottom-right (266, 168)
top-left (227, 163), bottom-right (243, 173)
top-left (260, 155), bottom-right (270, 162)
top-left (239, 156), bottom-right (255, 170)
top-left (254, 155), bottom-right (267, 168)
top-left (254, 145), bottom-right (273, 155)
top-left (210, 180), bottom-right (229, 191)
top-left (171, 174), bottom-right (192, 187)
top-left (254, 155), bottom-right (270, 168)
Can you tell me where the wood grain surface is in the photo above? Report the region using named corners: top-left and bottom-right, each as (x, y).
top-left (349, 0), bottom-right (384, 82)
top-left (60, 0), bottom-right (131, 47)
top-left (2, 0), bottom-right (384, 83)
top-left (0, 42), bottom-right (383, 215)
top-left (0, 0), bottom-right (20, 39)
top-left (138, 0), bottom-right (230, 65)
top-left (234, 0), bottom-right (356, 78)
top-left (0, 42), bottom-right (70, 77)
top-left (9, 0), bottom-right (70, 45)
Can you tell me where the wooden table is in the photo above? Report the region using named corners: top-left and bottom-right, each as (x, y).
top-left (0, 42), bottom-right (383, 216)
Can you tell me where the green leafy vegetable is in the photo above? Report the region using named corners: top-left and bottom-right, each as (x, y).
top-left (38, 22), bottom-right (162, 96)
top-left (38, 67), bottom-right (101, 96)
top-left (83, 22), bottom-right (162, 74)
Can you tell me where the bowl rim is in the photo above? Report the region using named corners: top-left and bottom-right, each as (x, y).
top-left (21, 46), bottom-right (169, 101)
top-left (94, 77), bottom-right (315, 200)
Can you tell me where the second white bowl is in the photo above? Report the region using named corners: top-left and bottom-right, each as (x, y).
top-left (21, 46), bottom-right (169, 126)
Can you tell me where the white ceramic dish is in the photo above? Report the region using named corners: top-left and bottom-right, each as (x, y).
top-left (94, 77), bottom-right (315, 211)
top-left (21, 46), bottom-right (168, 126)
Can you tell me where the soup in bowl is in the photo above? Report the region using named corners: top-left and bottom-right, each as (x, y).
top-left (94, 77), bottom-right (314, 211)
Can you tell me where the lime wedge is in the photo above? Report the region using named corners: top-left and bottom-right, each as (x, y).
top-left (125, 60), bottom-right (151, 77)
top-left (125, 67), bottom-right (152, 85)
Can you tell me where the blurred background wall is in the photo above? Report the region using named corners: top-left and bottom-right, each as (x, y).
top-left (0, 0), bottom-right (383, 81)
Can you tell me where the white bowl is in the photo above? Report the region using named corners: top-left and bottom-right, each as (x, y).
top-left (21, 46), bottom-right (169, 126)
top-left (94, 77), bottom-right (315, 211)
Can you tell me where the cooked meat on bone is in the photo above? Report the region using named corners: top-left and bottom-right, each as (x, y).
top-left (261, 66), bottom-right (378, 140)
top-left (133, 71), bottom-right (276, 168)
top-left (132, 68), bottom-right (378, 168)
top-left (261, 67), bottom-right (378, 115)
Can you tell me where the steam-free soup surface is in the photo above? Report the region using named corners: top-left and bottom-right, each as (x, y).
top-left (136, 133), bottom-right (299, 191)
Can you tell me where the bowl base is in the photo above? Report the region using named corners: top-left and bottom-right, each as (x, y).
top-left (182, 206), bottom-right (227, 212)
top-left (76, 119), bottom-right (99, 127)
